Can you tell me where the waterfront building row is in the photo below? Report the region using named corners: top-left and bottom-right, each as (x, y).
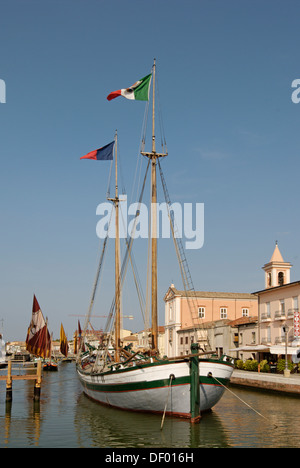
top-left (5, 243), bottom-right (300, 364)
top-left (163, 243), bottom-right (300, 364)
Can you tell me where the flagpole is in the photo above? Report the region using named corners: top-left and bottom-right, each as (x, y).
top-left (151, 59), bottom-right (158, 352)
top-left (108, 131), bottom-right (121, 361)
top-left (140, 59), bottom-right (167, 353)
top-left (115, 130), bottom-right (121, 362)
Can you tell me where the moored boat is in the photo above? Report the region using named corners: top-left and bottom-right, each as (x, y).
top-left (26, 295), bottom-right (58, 371)
top-left (43, 360), bottom-right (58, 371)
top-left (0, 333), bottom-right (7, 369)
top-left (77, 353), bottom-right (233, 419)
top-left (76, 60), bottom-right (234, 421)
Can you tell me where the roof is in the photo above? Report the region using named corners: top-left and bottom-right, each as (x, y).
top-left (165, 286), bottom-right (257, 301)
top-left (122, 335), bottom-right (138, 341)
top-left (253, 280), bottom-right (300, 295)
top-left (137, 326), bottom-right (165, 334)
top-left (177, 316), bottom-right (258, 332)
top-left (270, 243), bottom-right (284, 262)
top-left (262, 242), bottom-right (291, 270)
top-left (228, 316), bottom-right (258, 327)
top-left (178, 319), bottom-right (231, 332)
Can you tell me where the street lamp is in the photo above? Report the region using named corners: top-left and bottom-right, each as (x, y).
top-left (283, 324), bottom-right (290, 378)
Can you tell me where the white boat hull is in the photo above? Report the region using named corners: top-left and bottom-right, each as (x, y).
top-left (77, 357), bottom-right (233, 419)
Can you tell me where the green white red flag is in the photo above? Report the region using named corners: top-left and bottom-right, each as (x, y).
top-left (107, 73), bottom-right (152, 101)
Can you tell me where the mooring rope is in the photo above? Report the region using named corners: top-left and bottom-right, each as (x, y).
top-left (160, 374), bottom-right (174, 430)
top-left (212, 375), bottom-right (278, 429)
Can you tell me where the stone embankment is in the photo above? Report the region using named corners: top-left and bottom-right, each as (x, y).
top-left (230, 369), bottom-right (300, 395)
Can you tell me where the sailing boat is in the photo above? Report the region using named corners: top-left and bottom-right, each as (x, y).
top-left (60, 323), bottom-right (73, 362)
top-left (43, 331), bottom-right (58, 371)
top-left (26, 295), bottom-right (57, 371)
top-left (76, 61), bottom-right (234, 422)
top-left (0, 333), bottom-right (7, 369)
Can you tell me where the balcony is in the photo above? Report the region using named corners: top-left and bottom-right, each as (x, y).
top-left (275, 336), bottom-right (285, 345)
top-left (288, 308), bottom-right (299, 318)
top-left (261, 337), bottom-right (271, 345)
top-left (261, 312), bottom-right (271, 322)
top-left (274, 310), bottom-right (286, 320)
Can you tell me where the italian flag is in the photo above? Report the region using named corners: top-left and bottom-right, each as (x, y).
top-left (107, 73), bottom-right (152, 101)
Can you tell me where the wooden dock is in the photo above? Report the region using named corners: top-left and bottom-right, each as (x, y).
top-left (0, 360), bottom-right (42, 402)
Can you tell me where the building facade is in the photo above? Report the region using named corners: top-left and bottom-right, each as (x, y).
top-left (164, 284), bottom-right (258, 357)
top-left (255, 243), bottom-right (300, 360)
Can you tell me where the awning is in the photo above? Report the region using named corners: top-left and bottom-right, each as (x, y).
top-left (230, 345), bottom-right (270, 352)
top-left (269, 345), bottom-right (299, 355)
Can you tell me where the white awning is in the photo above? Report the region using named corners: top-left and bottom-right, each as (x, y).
top-left (269, 345), bottom-right (299, 355)
top-left (230, 345), bottom-right (270, 352)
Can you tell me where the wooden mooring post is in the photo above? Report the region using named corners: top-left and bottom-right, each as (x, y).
top-left (6, 360), bottom-right (12, 402)
top-left (33, 360), bottom-right (42, 402)
top-left (0, 359), bottom-right (43, 404)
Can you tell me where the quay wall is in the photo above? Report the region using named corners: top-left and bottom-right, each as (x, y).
top-left (229, 370), bottom-right (300, 395)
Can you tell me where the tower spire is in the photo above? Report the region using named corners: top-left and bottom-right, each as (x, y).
top-left (262, 242), bottom-right (292, 288)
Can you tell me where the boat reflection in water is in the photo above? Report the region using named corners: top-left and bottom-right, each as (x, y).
top-left (74, 392), bottom-right (230, 448)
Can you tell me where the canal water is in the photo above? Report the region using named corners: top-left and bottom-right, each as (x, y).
top-left (0, 362), bottom-right (299, 448)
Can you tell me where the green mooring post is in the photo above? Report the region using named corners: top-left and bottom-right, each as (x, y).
top-left (190, 342), bottom-right (201, 423)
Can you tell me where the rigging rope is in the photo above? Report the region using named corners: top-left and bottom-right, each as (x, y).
top-left (157, 159), bottom-right (211, 350)
top-left (103, 159), bottom-right (151, 335)
top-left (77, 207), bottom-right (114, 359)
top-left (212, 375), bottom-right (278, 428)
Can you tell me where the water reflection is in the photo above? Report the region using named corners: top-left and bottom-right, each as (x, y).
top-left (214, 385), bottom-right (300, 448)
top-left (1, 364), bottom-right (300, 448)
top-left (74, 393), bottom-right (231, 448)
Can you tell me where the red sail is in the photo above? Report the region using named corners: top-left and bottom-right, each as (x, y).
top-left (26, 295), bottom-right (51, 358)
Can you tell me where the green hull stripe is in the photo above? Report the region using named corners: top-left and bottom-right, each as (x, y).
top-left (78, 372), bottom-right (230, 394)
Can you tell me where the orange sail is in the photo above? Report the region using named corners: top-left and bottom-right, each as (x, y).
top-left (60, 323), bottom-right (68, 357)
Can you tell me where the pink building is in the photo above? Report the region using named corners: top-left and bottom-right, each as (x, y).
top-left (164, 284), bottom-right (258, 357)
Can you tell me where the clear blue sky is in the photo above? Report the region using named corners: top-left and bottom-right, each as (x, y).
top-left (1, 0), bottom-right (300, 341)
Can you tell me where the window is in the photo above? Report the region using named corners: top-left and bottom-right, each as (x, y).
top-left (268, 273), bottom-right (272, 287)
top-left (180, 337), bottom-right (183, 345)
top-left (280, 299), bottom-right (285, 314)
top-left (251, 332), bottom-right (256, 344)
top-left (169, 305), bottom-right (173, 321)
top-left (266, 302), bottom-right (270, 317)
top-left (198, 307), bottom-right (205, 319)
top-left (242, 308), bottom-right (249, 317)
top-left (185, 336), bottom-right (188, 344)
top-left (278, 272), bottom-right (284, 286)
top-left (293, 297), bottom-right (298, 311)
top-left (220, 307), bottom-right (227, 319)
top-left (169, 301), bottom-right (175, 321)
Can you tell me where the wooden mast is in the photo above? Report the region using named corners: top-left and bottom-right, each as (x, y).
top-left (141, 59), bottom-right (167, 353)
top-left (108, 131), bottom-right (121, 361)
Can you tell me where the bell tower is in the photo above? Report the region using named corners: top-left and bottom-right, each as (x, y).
top-left (262, 242), bottom-right (292, 289)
